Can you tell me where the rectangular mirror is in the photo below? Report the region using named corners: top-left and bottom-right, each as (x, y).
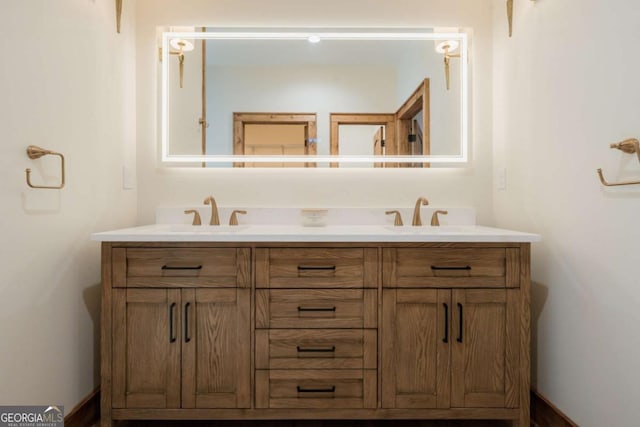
top-left (160, 28), bottom-right (469, 166)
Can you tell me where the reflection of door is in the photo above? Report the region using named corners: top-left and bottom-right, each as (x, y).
top-left (330, 113), bottom-right (396, 168)
top-left (373, 126), bottom-right (384, 168)
top-left (233, 113), bottom-right (317, 168)
top-left (396, 79), bottom-right (430, 168)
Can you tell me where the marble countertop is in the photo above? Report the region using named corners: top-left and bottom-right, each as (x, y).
top-left (91, 224), bottom-right (541, 243)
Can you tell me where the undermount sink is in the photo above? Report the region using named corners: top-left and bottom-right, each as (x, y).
top-left (383, 225), bottom-right (469, 233)
top-left (166, 224), bottom-right (250, 233)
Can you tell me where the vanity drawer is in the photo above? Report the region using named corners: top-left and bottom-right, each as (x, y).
top-left (256, 329), bottom-right (377, 370)
top-left (256, 248), bottom-right (377, 288)
top-left (382, 248), bottom-right (520, 288)
top-left (383, 248), bottom-right (519, 288)
top-left (256, 289), bottom-right (377, 329)
top-left (255, 369), bottom-right (377, 409)
top-left (112, 248), bottom-right (250, 288)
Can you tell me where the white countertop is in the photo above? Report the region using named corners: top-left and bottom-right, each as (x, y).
top-left (91, 224), bottom-right (541, 243)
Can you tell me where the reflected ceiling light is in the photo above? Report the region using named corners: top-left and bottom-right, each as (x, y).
top-left (435, 40), bottom-right (459, 54)
top-left (308, 35), bottom-right (321, 43)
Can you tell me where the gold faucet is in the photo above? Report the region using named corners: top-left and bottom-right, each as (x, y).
top-left (203, 196), bottom-right (220, 225)
top-left (430, 210), bottom-right (448, 226)
top-left (385, 210), bottom-right (404, 226)
top-left (412, 197), bottom-right (429, 226)
top-left (229, 210), bottom-right (247, 226)
top-left (184, 210), bottom-right (201, 226)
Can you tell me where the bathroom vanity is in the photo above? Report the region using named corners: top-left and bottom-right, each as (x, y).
top-left (93, 224), bottom-right (538, 426)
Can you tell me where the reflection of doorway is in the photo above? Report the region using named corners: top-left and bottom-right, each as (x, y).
top-left (329, 114), bottom-right (396, 168)
top-left (244, 124), bottom-right (306, 167)
top-left (233, 113), bottom-right (317, 167)
top-left (396, 79), bottom-right (430, 167)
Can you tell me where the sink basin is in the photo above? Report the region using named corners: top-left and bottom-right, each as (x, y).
top-left (383, 225), bottom-right (469, 233)
top-left (166, 224), bottom-right (250, 233)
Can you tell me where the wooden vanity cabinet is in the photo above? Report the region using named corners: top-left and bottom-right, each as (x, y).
top-left (381, 246), bottom-right (529, 426)
top-left (254, 247), bottom-right (378, 410)
top-left (102, 245), bottom-right (251, 425)
top-left (100, 242), bottom-right (530, 426)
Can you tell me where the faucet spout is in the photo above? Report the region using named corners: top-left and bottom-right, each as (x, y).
top-left (412, 197), bottom-right (429, 226)
top-left (203, 196), bottom-right (220, 225)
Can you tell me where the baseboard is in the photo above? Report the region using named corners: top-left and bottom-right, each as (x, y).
top-left (531, 388), bottom-right (578, 427)
top-left (64, 386), bottom-right (100, 427)
top-left (69, 386), bottom-right (577, 426)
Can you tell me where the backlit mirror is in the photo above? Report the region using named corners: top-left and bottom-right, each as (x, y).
top-left (160, 28), bottom-right (469, 167)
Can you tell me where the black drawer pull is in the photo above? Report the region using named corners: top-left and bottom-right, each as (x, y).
top-left (443, 303), bottom-right (449, 343)
top-left (184, 302), bottom-right (191, 343)
top-left (297, 265), bottom-right (337, 271)
top-left (297, 306), bottom-right (337, 312)
top-left (297, 346), bottom-right (336, 353)
top-left (297, 386), bottom-right (336, 393)
top-left (431, 265), bottom-right (472, 271)
top-left (457, 303), bottom-right (463, 343)
top-left (169, 303), bottom-right (177, 343)
top-left (162, 265), bottom-right (203, 270)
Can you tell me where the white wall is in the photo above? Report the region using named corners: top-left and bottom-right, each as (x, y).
top-left (0, 0), bottom-right (137, 410)
top-left (492, 1), bottom-right (640, 425)
top-left (135, 0), bottom-right (494, 224)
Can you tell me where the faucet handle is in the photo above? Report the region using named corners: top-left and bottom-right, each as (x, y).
top-left (430, 210), bottom-right (448, 226)
top-left (229, 210), bottom-right (247, 226)
top-left (184, 210), bottom-right (202, 226)
top-left (385, 210), bottom-right (404, 226)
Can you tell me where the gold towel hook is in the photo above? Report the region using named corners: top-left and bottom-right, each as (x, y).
top-left (597, 138), bottom-right (640, 187)
top-left (25, 145), bottom-right (65, 189)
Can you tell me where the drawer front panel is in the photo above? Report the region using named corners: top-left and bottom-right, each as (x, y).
top-left (113, 248), bottom-right (250, 288)
top-left (256, 289), bottom-right (377, 329)
top-left (383, 248), bottom-right (519, 288)
top-left (256, 369), bottom-right (376, 409)
top-left (256, 248), bottom-right (377, 288)
top-left (256, 329), bottom-right (377, 370)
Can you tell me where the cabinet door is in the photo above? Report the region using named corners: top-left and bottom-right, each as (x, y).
top-left (182, 288), bottom-right (251, 408)
top-left (451, 289), bottom-right (520, 408)
top-left (382, 289), bottom-right (451, 409)
top-left (112, 289), bottom-right (181, 409)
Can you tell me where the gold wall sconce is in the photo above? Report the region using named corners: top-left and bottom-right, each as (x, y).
top-left (25, 145), bottom-right (65, 189)
top-left (507, 0), bottom-right (537, 38)
top-left (115, 0), bottom-right (122, 33)
top-left (160, 33), bottom-right (195, 89)
top-left (436, 40), bottom-right (460, 91)
top-left (597, 138), bottom-right (640, 186)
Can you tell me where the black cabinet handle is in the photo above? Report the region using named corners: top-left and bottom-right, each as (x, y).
top-left (297, 306), bottom-right (337, 312)
top-left (297, 346), bottom-right (336, 353)
top-left (297, 386), bottom-right (336, 393)
top-left (184, 302), bottom-right (191, 343)
top-left (162, 265), bottom-right (202, 270)
top-left (457, 303), bottom-right (463, 343)
top-left (431, 265), bottom-right (471, 271)
top-left (443, 303), bottom-right (449, 343)
top-left (169, 302), bottom-right (177, 343)
top-left (297, 265), bottom-right (336, 271)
